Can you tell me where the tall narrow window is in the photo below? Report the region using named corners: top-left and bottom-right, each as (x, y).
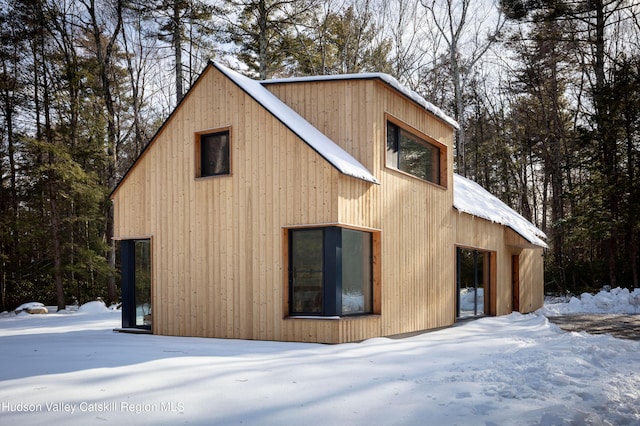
top-left (288, 227), bottom-right (373, 317)
top-left (386, 121), bottom-right (442, 185)
top-left (198, 130), bottom-right (230, 177)
top-left (456, 247), bottom-right (491, 318)
top-left (290, 229), bottom-right (324, 314)
top-left (120, 239), bottom-right (151, 329)
top-left (341, 229), bottom-right (372, 314)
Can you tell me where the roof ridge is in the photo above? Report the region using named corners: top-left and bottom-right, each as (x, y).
top-left (213, 62), bottom-right (379, 184)
top-left (260, 72), bottom-right (459, 130)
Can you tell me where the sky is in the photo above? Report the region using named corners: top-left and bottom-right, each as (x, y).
top-left (1, 288), bottom-right (639, 425)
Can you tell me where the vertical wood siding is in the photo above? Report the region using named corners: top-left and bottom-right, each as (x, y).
top-left (452, 212), bottom-right (545, 315)
top-left (518, 246), bottom-right (545, 313)
top-left (112, 67), bottom-right (543, 343)
top-left (267, 79), bottom-right (457, 339)
top-left (113, 67), bottom-right (344, 341)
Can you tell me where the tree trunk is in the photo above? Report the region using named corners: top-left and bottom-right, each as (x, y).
top-left (592, 0), bottom-right (617, 287)
top-left (258, 0), bottom-right (268, 79)
top-left (173, 0), bottom-right (184, 103)
top-left (631, 228), bottom-right (639, 288)
top-left (49, 182), bottom-right (65, 311)
top-left (87, 0), bottom-right (122, 305)
top-left (0, 60), bottom-right (18, 312)
top-left (120, 18), bottom-right (144, 156)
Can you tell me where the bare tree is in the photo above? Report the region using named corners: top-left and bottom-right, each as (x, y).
top-left (379, 0), bottom-right (431, 85)
top-left (421, 0), bottom-right (505, 175)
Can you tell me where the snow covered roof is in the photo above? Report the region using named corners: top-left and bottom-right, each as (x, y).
top-left (263, 73), bottom-right (459, 130)
top-left (453, 174), bottom-right (548, 248)
top-left (213, 62), bottom-right (379, 184)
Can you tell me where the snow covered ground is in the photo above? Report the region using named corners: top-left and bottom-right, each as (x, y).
top-left (540, 287), bottom-right (640, 316)
top-left (1, 290), bottom-right (639, 425)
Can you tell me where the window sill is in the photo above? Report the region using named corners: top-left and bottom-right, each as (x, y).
top-left (113, 327), bottom-right (152, 334)
top-left (384, 165), bottom-right (447, 189)
top-left (285, 314), bottom-right (380, 321)
top-left (288, 315), bottom-right (341, 320)
top-left (195, 174), bottom-right (231, 181)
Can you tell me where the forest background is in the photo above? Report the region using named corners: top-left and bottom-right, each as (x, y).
top-left (1, 0), bottom-right (639, 311)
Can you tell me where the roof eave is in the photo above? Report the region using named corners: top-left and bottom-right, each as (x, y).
top-left (454, 206), bottom-right (548, 249)
top-left (212, 62), bottom-right (379, 185)
top-left (262, 73), bottom-right (459, 131)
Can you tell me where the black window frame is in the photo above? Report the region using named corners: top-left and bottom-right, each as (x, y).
top-left (197, 129), bottom-right (230, 178)
top-left (386, 120), bottom-right (442, 185)
top-left (456, 247), bottom-right (492, 318)
top-left (288, 227), bottom-right (373, 317)
top-left (119, 238), bottom-right (152, 330)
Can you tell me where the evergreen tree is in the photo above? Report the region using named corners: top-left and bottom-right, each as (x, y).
top-left (225, 0), bottom-right (311, 79)
top-left (135, 0), bottom-right (219, 103)
top-left (501, 0), bottom-right (640, 291)
top-left (0, 0), bottom-right (28, 311)
top-left (292, 1), bottom-right (392, 75)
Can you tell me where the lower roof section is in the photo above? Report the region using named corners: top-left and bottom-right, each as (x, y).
top-left (453, 174), bottom-right (548, 248)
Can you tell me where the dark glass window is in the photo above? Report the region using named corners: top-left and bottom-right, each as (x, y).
top-left (341, 229), bottom-right (372, 314)
top-left (456, 248), bottom-right (491, 318)
top-left (289, 227), bottom-right (373, 316)
top-left (200, 131), bottom-right (230, 177)
top-left (119, 239), bottom-right (151, 329)
top-left (387, 121), bottom-right (441, 184)
top-left (291, 229), bottom-right (324, 314)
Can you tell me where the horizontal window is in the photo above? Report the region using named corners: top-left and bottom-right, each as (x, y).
top-left (387, 120), bottom-right (443, 185)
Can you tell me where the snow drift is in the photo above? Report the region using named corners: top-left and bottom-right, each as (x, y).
top-left (0, 291), bottom-right (638, 425)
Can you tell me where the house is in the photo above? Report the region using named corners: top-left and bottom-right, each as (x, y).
top-left (110, 62), bottom-right (547, 343)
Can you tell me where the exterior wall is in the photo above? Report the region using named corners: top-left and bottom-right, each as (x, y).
top-left (452, 211), bottom-right (545, 315)
top-left (113, 66), bottom-right (543, 344)
top-left (518, 245), bottom-right (545, 313)
top-left (112, 66), bottom-right (350, 341)
top-left (267, 80), bottom-right (456, 340)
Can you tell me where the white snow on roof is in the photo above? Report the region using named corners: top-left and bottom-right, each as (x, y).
top-left (454, 174), bottom-right (548, 248)
top-left (263, 73), bottom-right (459, 130)
top-left (214, 62), bottom-right (379, 184)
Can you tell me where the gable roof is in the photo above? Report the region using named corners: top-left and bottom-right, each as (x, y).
top-left (111, 62), bottom-right (380, 198)
top-left (453, 174), bottom-right (548, 248)
top-left (262, 73), bottom-right (459, 130)
top-left (214, 62), bottom-right (378, 184)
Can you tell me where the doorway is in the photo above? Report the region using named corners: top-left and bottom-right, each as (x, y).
top-left (512, 255), bottom-right (520, 312)
top-left (120, 239), bottom-right (151, 329)
top-left (456, 247), bottom-right (491, 318)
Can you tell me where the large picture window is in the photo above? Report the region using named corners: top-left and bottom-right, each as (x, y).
top-left (288, 227), bottom-right (373, 316)
top-left (387, 120), bottom-right (442, 185)
top-left (196, 130), bottom-right (230, 177)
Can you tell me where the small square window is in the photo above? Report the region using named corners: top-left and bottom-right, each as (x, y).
top-left (197, 130), bottom-right (230, 177)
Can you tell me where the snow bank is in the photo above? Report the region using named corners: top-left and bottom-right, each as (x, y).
top-left (1, 309), bottom-right (638, 425)
top-left (78, 300), bottom-right (110, 314)
top-left (14, 302), bottom-right (48, 315)
top-left (2, 287), bottom-right (640, 424)
top-left (540, 287), bottom-right (640, 316)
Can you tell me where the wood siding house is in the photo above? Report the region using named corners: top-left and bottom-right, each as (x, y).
top-left (110, 62), bottom-right (547, 343)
